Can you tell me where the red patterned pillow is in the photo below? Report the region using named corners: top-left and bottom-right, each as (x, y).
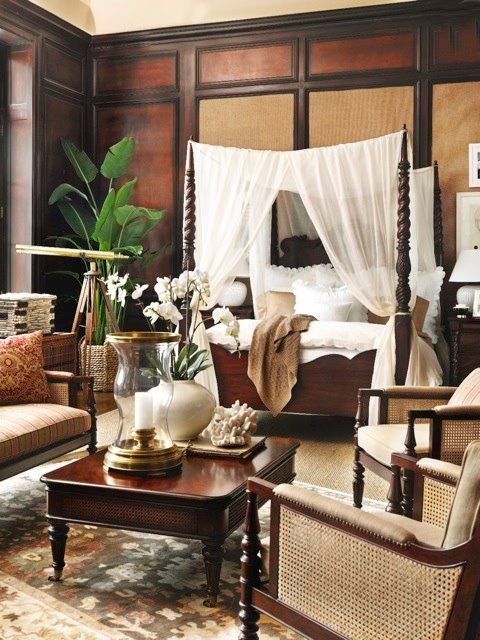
top-left (0, 331), bottom-right (51, 405)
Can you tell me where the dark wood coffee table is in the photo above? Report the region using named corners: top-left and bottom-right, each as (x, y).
top-left (41, 437), bottom-right (299, 606)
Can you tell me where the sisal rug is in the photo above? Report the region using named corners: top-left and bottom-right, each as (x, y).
top-left (0, 411), bottom-right (386, 640)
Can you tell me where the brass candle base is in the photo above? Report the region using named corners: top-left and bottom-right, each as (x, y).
top-left (104, 439), bottom-right (183, 476)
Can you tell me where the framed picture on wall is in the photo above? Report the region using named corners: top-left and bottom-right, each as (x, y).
top-left (469, 144), bottom-right (480, 187)
top-left (456, 192), bottom-right (480, 256)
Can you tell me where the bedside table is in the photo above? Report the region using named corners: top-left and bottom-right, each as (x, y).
top-left (449, 316), bottom-right (480, 385)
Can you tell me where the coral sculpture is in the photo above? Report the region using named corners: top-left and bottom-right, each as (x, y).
top-left (206, 400), bottom-right (258, 447)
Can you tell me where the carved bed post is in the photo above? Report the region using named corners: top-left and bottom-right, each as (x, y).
top-left (270, 200), bottom-right (279, 265)
top-left (395, 127), bottom-right (411, 385)
top-left (182, 139), bottom-right (196, 272)
top-left (433, 161), bottom-right (444, 268)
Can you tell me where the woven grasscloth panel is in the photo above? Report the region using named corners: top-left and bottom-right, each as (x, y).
top-left (277, 507), bottom-right (462, 640)
top-left (440, 421), bottom-right (480, 465)
top-left (387, 397), bottom-right (438, 424)
top-left (47, 382), bottom-right (70, 406)
top-left (423, 477), bottom-right (456, 529)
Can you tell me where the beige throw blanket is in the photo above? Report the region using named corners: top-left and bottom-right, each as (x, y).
top-left (247, 314), bottom-right (313, 416)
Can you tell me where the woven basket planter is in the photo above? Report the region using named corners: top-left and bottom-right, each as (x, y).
top-left (79, 339), bottom-right (118, 392)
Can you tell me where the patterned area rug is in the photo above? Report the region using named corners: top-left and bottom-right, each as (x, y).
top-left (0, 414), bottom-right (385, 640)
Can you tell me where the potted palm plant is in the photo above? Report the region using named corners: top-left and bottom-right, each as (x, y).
top-left (49, 137), bottom-right (166, 390)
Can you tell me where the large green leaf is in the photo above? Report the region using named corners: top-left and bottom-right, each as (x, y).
top-left (115, 205), bottom-right (165, 226)
top-left (57, 199), bottom-right (96, 246)
top-left (115, 177), bottom-right (137, 209)
top-left (114, 205), bottom-right (164, 247)
top-left (49, 183), bottom-right (90, 206)
top-left (61, 139), bottom-right (98, 184)
top-left (100, 137), bottom-right (135, 179)
top-left (119, 218), bottom-right (160, 247)
top-left (92, 189), bottom-right (116, 243)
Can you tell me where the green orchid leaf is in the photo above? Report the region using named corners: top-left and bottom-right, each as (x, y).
top-left (49, 183), bottom-right (90, 206)
top-left (100, 137), bottom-right (135, 179)
top-left (115, 177), bottom-right (137, 209)
top-left (61, 139), bottom-right (98, 184)
top-left (57, 199), bottom-right (95, 246)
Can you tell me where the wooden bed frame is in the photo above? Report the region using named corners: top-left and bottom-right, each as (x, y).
top-left (182, 130), bottom-right (444, 417)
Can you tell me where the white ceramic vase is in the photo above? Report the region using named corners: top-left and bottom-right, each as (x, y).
top-left (218, 280), bottom-right (247, 307)
top-left (167, 380), bottom-right (216, 441)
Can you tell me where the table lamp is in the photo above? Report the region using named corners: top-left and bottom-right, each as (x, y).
top-left (450, 248), bottom-right (480, 310)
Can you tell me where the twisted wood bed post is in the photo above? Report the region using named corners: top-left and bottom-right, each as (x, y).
top-left (434, 160), bottom-right (444, 268)
top-left (394, 127), bottom-right (412, 385)
top-left (182, 140), bottom-right (196, 272)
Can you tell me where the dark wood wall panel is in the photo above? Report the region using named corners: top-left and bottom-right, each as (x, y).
top-left (95, 101), bottom-right (177, 279)
top-left (198, 42), bottom-right (295, 86)
top-left (87, 1), bottom-right (480, 317)
top-left (309, 32), bottom-right (417, 76)
top-left (44, 40), bottom-right (84, 94)
top-left (431, 21), bottom-right (480, 69)
top-left (94, 52), bottom-right (177, 95)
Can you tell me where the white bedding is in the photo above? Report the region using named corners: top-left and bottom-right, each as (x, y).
top-left (206, 319), bottom-right (386, 364)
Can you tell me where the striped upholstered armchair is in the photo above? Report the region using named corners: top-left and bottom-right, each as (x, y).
top-left (353, 368), bottom-right (480, 515)
top-left (0, 371), bottom-right (96, 481)
top-left (239, 441), bottom-right (480, 640)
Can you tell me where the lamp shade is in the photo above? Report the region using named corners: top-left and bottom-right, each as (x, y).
top-left (450, 249), bottom-right (480, 283)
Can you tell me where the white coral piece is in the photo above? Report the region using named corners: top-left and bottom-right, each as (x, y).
top-left (205, 400), bottom-right (258, 447)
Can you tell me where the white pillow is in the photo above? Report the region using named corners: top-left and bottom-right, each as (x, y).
top-left (264, 264), bottom-right (339, 293)
top-left (292, 280), bottom-right (367, 323)
top-left (308, 302), bottom-right (352, 322)
top-left (415, 267), bottom-right (445, 344)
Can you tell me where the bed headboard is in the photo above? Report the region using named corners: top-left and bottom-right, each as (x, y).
top-left (270, 200), bottom-right (330, 267)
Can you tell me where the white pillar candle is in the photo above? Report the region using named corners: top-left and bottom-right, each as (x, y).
top-left (134, 392), bottom-right (153, 430)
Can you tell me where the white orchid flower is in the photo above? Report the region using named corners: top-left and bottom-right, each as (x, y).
top-left (157, 301), bottom-right (183, 324)
top-left (117, 287), bottom-right (127, 307)
top-left (143, 302), bottom-right (162, 324)
top-left (212, 306), bottom-right (234, 325)
top-left (132, 283), bottom-right (149, 300)
top-left (154, 276), bottom-right (171, 300)
top-left (170, 277), bottom-right (187, 300)
top-left (225, 319), bottom-right (240, 338)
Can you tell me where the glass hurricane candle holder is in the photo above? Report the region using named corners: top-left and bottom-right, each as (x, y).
top-left (103, 331), bottom-right (183, 476)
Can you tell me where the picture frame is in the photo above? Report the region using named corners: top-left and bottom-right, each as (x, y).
top-left (456, 192), bottom-right (480, 256)
top-left (469, 143), bottom-right (480, 188)
top-left (473, 290), bottom-right (480, 318)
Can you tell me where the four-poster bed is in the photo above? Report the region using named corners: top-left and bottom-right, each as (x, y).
top-left (181, 129), bottom-right (444, 417)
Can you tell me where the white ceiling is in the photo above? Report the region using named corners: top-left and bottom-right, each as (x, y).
top-left (28, 0), bottom-right (413, 35)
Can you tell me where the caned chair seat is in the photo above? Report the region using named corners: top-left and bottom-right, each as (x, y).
top-left (357, 423), bottom-right (430, 466)
top-left (0, 403), bottom-right (91, 465)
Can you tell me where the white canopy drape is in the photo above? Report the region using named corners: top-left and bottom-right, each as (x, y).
top-left (188, 132), bottom-right (442, 401)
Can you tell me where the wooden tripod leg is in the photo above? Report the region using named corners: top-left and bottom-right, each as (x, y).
top-left (83, 275), bottom-right (96, 377)
top-left (71, 276), bottom-right (89, 335)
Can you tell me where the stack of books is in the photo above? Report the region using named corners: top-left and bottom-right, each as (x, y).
top-left (0, 293), bottom-right (56, 337)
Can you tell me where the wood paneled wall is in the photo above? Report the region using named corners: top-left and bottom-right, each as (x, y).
top-left (0, 0), bottom-right (89, 330)
top-left (88, 1), bottom-right (480, 314)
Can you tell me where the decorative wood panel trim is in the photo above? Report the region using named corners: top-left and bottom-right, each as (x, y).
top-left (43, 39), bottom-right (84, 95)
top-left (431, 20), bottom-right (480, 69)
top-left (93, 51), bottom-right (178, 96)
top-left (197, 41), bottom-right (297, 88)
top-left (308, 31), bottom-right (417, 78)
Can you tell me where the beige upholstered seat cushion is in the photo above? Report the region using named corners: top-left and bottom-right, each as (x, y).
top-left (357, 423), bottom-right (430, 466)
top-left (448, 368), bottom-right (480, 406)
top-left (0, 403), bottom-right (91, 465)
top-left (443, 440), bottom-right (480, 549)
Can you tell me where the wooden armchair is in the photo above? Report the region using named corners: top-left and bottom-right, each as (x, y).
top-left (353, 372), bottom-right (480, 515)
top-left (239, 441), bottom-right (480, 640)
top-left (0, 371), bottom-right (96, 481)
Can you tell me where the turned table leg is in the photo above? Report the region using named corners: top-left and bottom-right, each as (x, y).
top-left (201, 539), bottom-right (225, 607)
top-left (48, 519), bottom-right (69, 581)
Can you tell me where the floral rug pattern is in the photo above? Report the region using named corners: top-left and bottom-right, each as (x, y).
top-left (0, 456), bottom-right (384, 640)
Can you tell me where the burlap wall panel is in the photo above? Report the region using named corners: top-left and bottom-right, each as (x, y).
top-left (432, 81), bottom-right (480, 305)
top-left (198, 94), bottom-right (294, 150)
top-left (309, 86), bottom-right (414, 148)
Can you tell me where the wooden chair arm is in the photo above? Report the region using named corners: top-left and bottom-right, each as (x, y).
top-left (247, 477), bottom-right (275, 499)
top-left (355, 388), bottom-right (383, 427)
top-left (432, 404), bottom-right (480, 419)
top-left (382, 386), bottom-right (457, 399)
